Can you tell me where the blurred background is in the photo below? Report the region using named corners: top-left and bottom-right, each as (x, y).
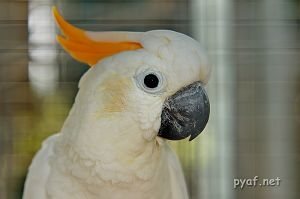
top-left (0, 0), bottom-right (299, 198)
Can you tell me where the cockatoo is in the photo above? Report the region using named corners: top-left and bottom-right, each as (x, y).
top-left (22, 7), bottom-right (211, 199)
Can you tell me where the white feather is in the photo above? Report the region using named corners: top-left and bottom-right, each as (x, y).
top-left (23, 30), bottom-right (210, 199)
top-left (22, 134), bottom-right (59, 199)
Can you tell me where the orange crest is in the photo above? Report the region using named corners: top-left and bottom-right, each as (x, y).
top-left (52, 7), bottom-right (142, 66)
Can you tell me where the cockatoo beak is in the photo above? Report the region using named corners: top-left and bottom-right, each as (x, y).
top-left (158, 81), bottom-right (210, 141)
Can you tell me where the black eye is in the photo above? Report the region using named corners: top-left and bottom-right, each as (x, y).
top-left (144, 74), bottom-right (159, 88)
top-left (135, 69), bottom-right (165, 94)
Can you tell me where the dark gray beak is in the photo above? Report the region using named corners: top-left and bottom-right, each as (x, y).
top-left (157, 81), bottom-right (210, 141)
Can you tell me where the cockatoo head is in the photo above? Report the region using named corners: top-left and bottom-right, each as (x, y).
top-left (53, 8), bottom-right (210, 145)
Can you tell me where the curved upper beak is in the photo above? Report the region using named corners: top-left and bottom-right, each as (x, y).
top-left (157, 81), bottom-right (210, 141)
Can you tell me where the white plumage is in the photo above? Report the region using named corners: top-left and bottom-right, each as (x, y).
top-left (23, 8), bottom-right (210, 199)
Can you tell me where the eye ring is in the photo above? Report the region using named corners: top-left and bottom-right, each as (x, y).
top-left (135, 69), bottom-right (165, 94)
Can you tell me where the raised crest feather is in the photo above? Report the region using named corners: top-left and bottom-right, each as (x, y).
top-left (52, 7), bottom-right (142, 66)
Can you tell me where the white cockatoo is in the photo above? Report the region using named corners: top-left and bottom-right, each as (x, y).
top-left (22, 7), bottom-right (211, 199)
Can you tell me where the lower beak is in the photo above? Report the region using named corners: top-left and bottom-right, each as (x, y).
top-left (157, 81), bottom-right (210, 141)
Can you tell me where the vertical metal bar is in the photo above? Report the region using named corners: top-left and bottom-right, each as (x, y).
top-left (262, 0), bottom-right (297, 198)
top-left (191, 0), bottom-right (236, 199)
top-left (28, 0), bottom-right (58, 96)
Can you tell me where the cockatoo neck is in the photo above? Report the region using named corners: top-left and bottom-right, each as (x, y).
top-left (53, 104), bottom-right (164, 184)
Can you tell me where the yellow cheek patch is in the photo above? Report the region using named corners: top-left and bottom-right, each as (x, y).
top-left (96, 74), bottom-right (132, 117)
top-left (53, 7), bottom-right (142, 66)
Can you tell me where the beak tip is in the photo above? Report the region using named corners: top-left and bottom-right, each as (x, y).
top-left (188, 135), bottom-right (197, 141)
